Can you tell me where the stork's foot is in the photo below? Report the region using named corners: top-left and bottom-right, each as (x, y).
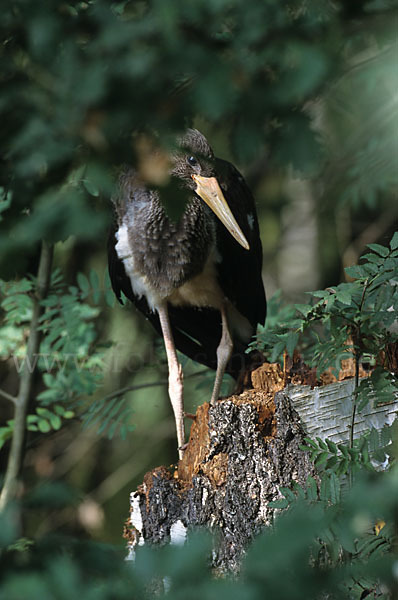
top-left (177, 443), bottom-right (186, 460)
top-left (210, 390), bottom-right (226, 405)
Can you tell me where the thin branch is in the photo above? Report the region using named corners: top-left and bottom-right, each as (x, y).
top-left (99, 368), bottom-right (210, 404)
top-left (0, 388), bottom-right (17, 405)
top-left (101, 381), bottom-right (166, 404)
top-left (349, 352), bottom-right (360, 450)
top-left (0, 241), bottom-right (53, 513)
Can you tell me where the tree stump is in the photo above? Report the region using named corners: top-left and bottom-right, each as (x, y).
top-left (124, 362), bottom-right (398, 573)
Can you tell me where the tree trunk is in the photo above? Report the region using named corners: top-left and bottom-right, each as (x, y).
top-left (124, 362), bottom-right (398, 573)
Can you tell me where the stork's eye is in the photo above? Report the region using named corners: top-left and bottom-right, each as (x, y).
top-left (187, 156), bottom-right (198, 167)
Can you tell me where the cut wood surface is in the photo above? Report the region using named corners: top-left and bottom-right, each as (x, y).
top-left (125, 361), bottom-right (398, 572)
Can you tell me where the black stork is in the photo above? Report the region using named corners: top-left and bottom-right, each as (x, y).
top-left (108, 129), bottom-right (266, 458)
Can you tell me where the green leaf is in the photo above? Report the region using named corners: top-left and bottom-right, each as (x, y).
top-left (303, 437), bottom-right (318, 449)
top-left (0, 426), bottom-right (14, 450)
top-left (380, 424), bottom-right (393, 447)
top-left (361, 445), bottom-right (371, 467)
top-left (26, 424), bottom-right (39, 432)
top-left (366, 243), bottom-right (389, 257)
top-left (38, 419), bottom-right (51, 433)
top-left (306, 476), bottom-right (318, 502)
top-left (279, 487), bottom-right (296, 502)
top-left (328, 473), bottom-right (340, 504)
top-left (36, 389), bottom-right (58, 402)
top-left (344, 265), bottom-right (367, 279)
top-left (292, 481), bottom-right (306, 500)
top-left (347, 447), bottom-right (360, 461)
top-left (36, 407), bottom-right (53, 418)
top-left (325, 439), bottom-right (337, 454)
top-left (26, 415), bottom-right (39, 424)
top-left (362, 262), bottom-right (379, 276)
top-left (336, 458), bottom-right (349, 476)
top-left (368, 427), bottom-right (380, 452)
top-left (107, 420), bottom-right (119, 440)
top-left (286, 331), bottom-right (299, 358)
top-left (315, 452), bottom-right (329, 466)
top-left (337, 444), bottom-right (349, 459)
top-left (316, 437), bottom-right (328, 451)
top-left (77, 273), bottom-right (90, 297)
top-left (335, 288), bottom-right (352, 305)
top-left (361, 252), bottom-right (383, 265)
top-left (89, 269), bottom-right (101, 304)
top-left (83, 178), bottom-right (100, 197)
top-left (295, 304), bottom-right (312, 317)
top-left (105, 289), bottom-right (116, 307)
top-left (48, 413), bottom-right (62, 430)
top-left (300, 444), bottom-right (312, 453)
top-left (390, 231), bottom-right (398, 250)
top-left (270, 341), bottom-right (286, 363)
top-left (325, 456), bottom-right (338, 470)
top-left (333, 523), bottom-right (356, 553)
top-left (320, 474), bottom-right (330, 501)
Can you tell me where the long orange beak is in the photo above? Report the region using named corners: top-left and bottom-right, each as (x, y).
top-left (192, 174), bottom-right (250, 250)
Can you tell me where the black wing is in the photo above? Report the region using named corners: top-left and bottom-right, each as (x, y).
top-left (214, 157), bottom-right (266, 329)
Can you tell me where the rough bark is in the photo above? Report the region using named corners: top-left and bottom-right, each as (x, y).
top-left (124, 361), bottom-right (398, 573)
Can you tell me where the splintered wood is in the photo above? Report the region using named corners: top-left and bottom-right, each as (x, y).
top-left (125, 357), bottom-right (398, 572)
top-left (178, 392), bottom-right (276, 484)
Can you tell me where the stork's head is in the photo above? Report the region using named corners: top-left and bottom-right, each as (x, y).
top-left (171, 129), bottom-right (215, 185)
top-left (171, 129), bottom-right (249, 250)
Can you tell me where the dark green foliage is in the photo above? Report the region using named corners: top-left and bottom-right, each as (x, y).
top-left (269, 429), bottom-right (397, 598)
top-left (356, 368), bottom-right (398, 411)
top-left (253, 235), bottom-right (398, 392)
top-left (1, 465), bottom-right (397, 599)
top-left (0, 265), bottom-right (134, 445)
top-left (3, 0), bottom-right (388, 273)
top-left (301, 422), bottom-right (395, 477)
top-left (80, 393), bottom-right (136, 440)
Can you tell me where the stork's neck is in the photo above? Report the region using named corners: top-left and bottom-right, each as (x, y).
top-left (119, 186), bottom-right (216, 301)
top-left (131, 190), bottom-right (214, 248)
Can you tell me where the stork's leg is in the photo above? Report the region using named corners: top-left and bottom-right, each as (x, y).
top-left (157, 303), bottom-right (185, 459)
top-left (210, 304), bottom-right (233, 405)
